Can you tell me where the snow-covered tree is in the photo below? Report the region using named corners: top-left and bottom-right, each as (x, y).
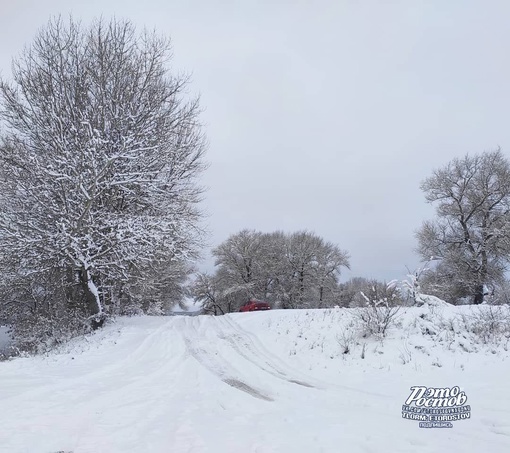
top-left (212, 230), bottom-right (265, 289)
top-left (304, 235), bottom-right (350, 307)
top-left (204, 230), bottom-right (350, 311)
top-left (0, 17), bottom-right (206, 340)
top-left (417, 150), bottom-right (510, 304)
top-left (190, 273), bottom-right (224, 315)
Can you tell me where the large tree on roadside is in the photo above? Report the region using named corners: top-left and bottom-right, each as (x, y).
top-left (0, 17), bottom-right (206, 331)
top-left (417, 150), bottom-right (510, 304)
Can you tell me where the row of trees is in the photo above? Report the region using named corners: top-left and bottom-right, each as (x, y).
top-left (192, 149), bottom-right (510, 312)
top-left (0, 18), bottom-right (206, 348)
top-left (191, 230), bottom-right (350, 313)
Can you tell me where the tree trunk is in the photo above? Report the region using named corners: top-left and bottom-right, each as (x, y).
top-left (80, 266), bottom-right (105, 329)
top-left (473, 284), bottom-right (484, 305)
top-left (474, 253), bottom-right (488, 305)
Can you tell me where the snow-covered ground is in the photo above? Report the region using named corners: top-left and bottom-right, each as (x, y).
top-left (1, 302), bottom-right (509, 452)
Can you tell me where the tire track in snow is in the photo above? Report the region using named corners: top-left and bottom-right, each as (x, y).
top-left (218, 315), bottom-right (320, 388)
top-left (182, 317), bottom-right (274, 401)
top-left (224, 315), bottom-right (395, 400)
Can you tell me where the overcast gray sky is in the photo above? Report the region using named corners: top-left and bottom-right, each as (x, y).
top-left (1, 0), bottom-right (510, 281)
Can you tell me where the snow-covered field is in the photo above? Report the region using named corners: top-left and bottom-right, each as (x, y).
top-left (1, 301), bottom-right (510, 452)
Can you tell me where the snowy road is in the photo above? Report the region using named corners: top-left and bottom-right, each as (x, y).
top-left (0, 312), bottom-right (509, 452)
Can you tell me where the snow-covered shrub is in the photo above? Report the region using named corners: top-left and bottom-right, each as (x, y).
top-left (353, 292), bottom-right (401, 338)
top-left (9, 311), bottom-right (92, 355)
top-left (349, 279), bottom-right (403, 308)
top-left (0, 270), bottom-right (96, 354)
top-left (398, 262), bottom-right (432, 305)
top-left (415, 302), bottom-right (510, 350)
top-left (461, 305), bottom-right (510, 345)
top-left (336, 331), bottom-right (356, 354)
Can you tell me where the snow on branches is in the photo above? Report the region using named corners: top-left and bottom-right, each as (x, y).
top-left (0, 17), bottom-right (206, 341)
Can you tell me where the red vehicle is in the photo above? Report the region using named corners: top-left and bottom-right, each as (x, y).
top-left (239, 299), bottom-right (271, 312)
